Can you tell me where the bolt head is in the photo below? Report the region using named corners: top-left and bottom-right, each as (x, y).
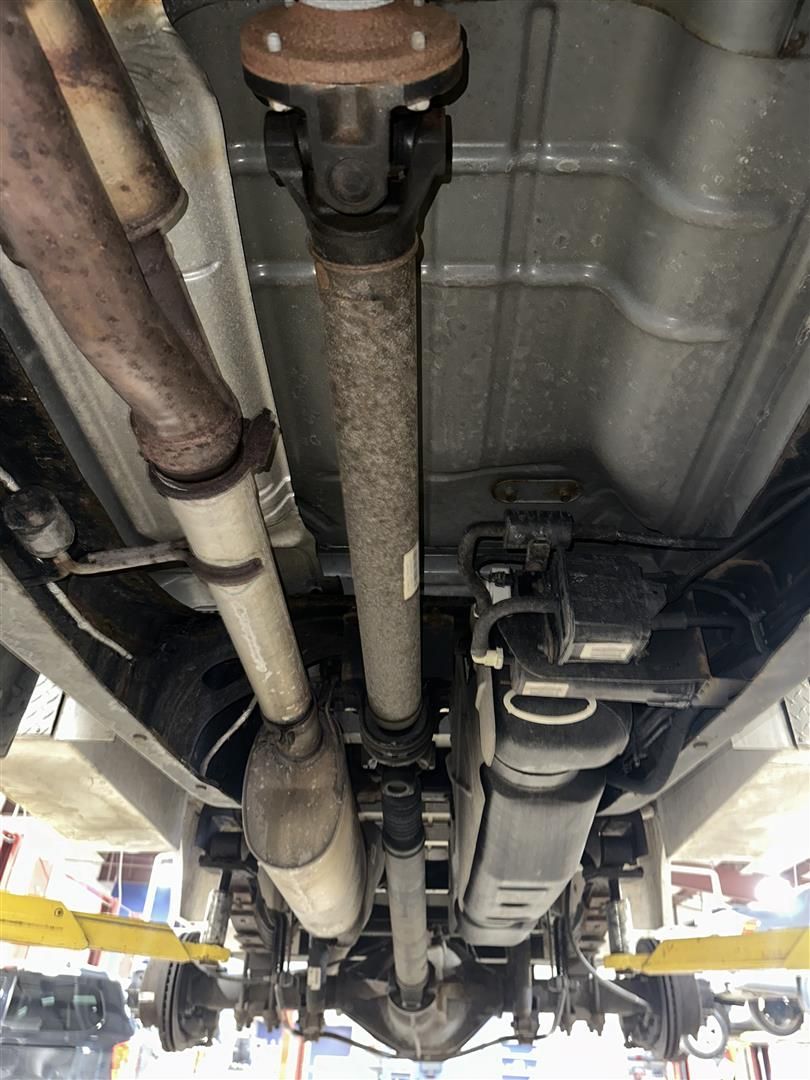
top-left (410, 29), bottom-right (426, 51)
top-left (266, 31), bottom-right (283, 53)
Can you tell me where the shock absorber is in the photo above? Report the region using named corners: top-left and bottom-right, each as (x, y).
top-left (241, 0), bottom-right (466, 1009)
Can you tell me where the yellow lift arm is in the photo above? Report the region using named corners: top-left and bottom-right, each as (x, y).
top-left (605, 927), bottom-right (810, 975)
top-left (3, 890), bottom-right (807, 975)
top-left (0, 890), bottom-right (229, 965)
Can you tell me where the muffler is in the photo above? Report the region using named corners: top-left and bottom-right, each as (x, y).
top-left (0, 0), bottom-right (366, 942)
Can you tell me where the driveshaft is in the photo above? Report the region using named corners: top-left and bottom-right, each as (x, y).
top-left (241, 0), bottom-right (465, 1010)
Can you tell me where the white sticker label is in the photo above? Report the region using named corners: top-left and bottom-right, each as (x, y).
top-left (403, 542), bottom-right (420, 600)
top-left (307, 967), bottom-right (322, 991)
top-left (578, 642), bottom-right (635, 662)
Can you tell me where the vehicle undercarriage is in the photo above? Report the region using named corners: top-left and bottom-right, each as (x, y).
top-left (1, 0), bottom-right (808, 1063)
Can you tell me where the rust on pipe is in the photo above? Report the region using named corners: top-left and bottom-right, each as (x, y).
top-left (0, 2), bottom-right (241, 481)
top-left (24, 0), bottom-right (211, 387)
top-left (131, 231), bottom-right (222, 384)
top-left (24, 0), bottom-right (185, 240)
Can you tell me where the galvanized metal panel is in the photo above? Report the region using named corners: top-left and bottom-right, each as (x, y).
top-left (11, 1), bottom-right (806, 554)
top-left (172, 0), bottom-right (809, 549)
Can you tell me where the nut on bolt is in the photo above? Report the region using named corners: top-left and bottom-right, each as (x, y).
top-left (2, 486), bottom-right (76, 559)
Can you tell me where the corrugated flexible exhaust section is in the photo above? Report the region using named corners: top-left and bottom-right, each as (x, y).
top-left (0, 0), bottom-right (367, 941)
top-left (381, 770), bottom-right (429, 1008)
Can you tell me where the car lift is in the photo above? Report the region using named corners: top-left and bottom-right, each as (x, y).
top-left (0, 889), bottom-right (229, 965)
top-left (605, 927), bottom-right (810, 974)
top-left (1, 888), bottom-right (807, 973)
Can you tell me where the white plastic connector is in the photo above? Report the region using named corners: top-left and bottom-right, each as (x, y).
top-left (472, 647), bottom-right (504, 670)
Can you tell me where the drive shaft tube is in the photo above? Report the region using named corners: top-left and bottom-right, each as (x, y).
top-left (314, 248), bottom-right (421, 728)
top-left (240, 0), bottom-right (465, 1009)
top-left (314, 246), bottom-right (429, 1007)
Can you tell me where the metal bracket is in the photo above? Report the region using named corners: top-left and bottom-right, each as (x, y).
top-left (185, 555), bottom-right (263, 587)
top-left (150, 409), bottom-right (278, 502)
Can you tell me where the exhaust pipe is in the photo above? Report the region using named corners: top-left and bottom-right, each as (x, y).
top-left (23, 0), bottom-right (186, 242)
top-left (241, 0), bottom-right (465, 1007)
top-left (0, 1), bottom-right (238, 483)
top-left (22, 0), bottom-right (221, 381)
top-left (0, 1), bottom-right (367, 941)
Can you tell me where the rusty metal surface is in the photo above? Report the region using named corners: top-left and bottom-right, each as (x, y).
top-left (314, 248), bottom-right (421, 726)
top-left (0, 2), bottom-right (241, 481)
top-left (25, 0), bottom-right (185, 240)
top-left (132, 231), bottom-right (223, 385)
top-left (241, 0), bottom-right (461, 87)
top-left (2, 0), bottom-right (318, 582)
